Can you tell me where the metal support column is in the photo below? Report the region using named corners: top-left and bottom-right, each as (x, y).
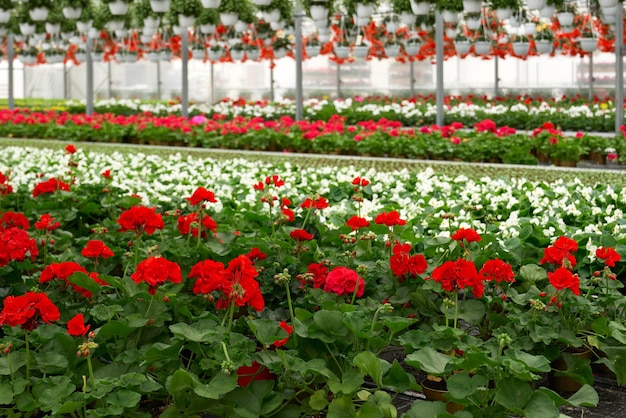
top-left (181, 30), bottom-right (189, 117)
top-left (337, 62), bottom-right (342, 99)
top-left (86, 38), bottom-right (94, 115)
top-left (435, 11), bottom-right (444, 126)
top-left (108, 61), bottom-right (112, 99)
top-left (588, 54), bottom-right (594, 101)
top-left (210, 62), bottom-right (215, 104)
top-left (270, 63), bottom-right (275, 101)
top-left (295, 1), bottom-right (304, 120)
top-left (616, 5), bottom-right (624, 133)
top-left (63, 61), bottom-right (68, 99)
top-left (156, 60), bottom-right (161, 100)
top-left (409, 60), bottom-right (415, 97)
top-left (8, 33), bottom-right (13, 109)
top-left (494, 56), bottom-right (499, 97)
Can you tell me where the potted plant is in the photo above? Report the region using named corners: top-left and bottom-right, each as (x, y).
top-left (208, 43), bottom-right (224, 61)
top-left (59, 0), bottom-right (89, 20)
top-left (511, 33), bottom-right (530, 57)
top-left (342, 0), bottom-right (380, 19)
top-left (197, 8), bottom-right (220, 34)
top-left (100, 0), bottom-right (133, 17)
top-left (23, 0), bottom-right (53, 22)
top-left (0, 0), bottom-right (11, 24)
top-left (272, 35), bottom-right (292, 58)
top-left (534, 23), bottom-right (554, 54)
top-left (488, 0), bottom-right (521, 20)
top-left (169, 0), bottom-right (202, 28)
top-left (454, 32), bottom-right (471, 55)
top-left (132, 0), bottom-right (161, 30)
top-left (218, 0), bottom-right (244, 25)
top-left (305, 0), bottom-right (335, 21)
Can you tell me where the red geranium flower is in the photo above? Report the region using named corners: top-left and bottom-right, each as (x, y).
top-left (547, 267), bottom-right (580, 296)
top-left (101, 169), bottom-right (112, 180)
top-left (351, 177), bottom-right (370, 187)
top-left (81, 240), bottom-right (115, 259)
top-left (281, 208), bottom-right (295, 222)
top-left (39, 261), bottom-right (107, 298)
top-left (177, 213), bottom-right (218, 237)
top-left (189, 259), bottom-right (228, 295)
top-left (390, 243), bottom-right (427, 282)
top-left (306, 262), bottom-right (328, 289)
top-left (0, 211), bottom-right (30, 231)
top-left (431, 259), bottom-right (485, 298)
top-left (301, 196), bottom-right (329, 210)
top-left (480, 259), bottom-right (515, 283)
top-left (131, 256), bottom-right (183, 295)
top-left (0, 227), bottom-right (39, 267)
top-left (274, 321), bottom-right (293, 347)
top-left (346, 216), bottom-right (370, 231)
top-left (117, 206), bottom-right (165, 236)
top-left (290, 229), bottom-right (314, 241)
top-left (237, 361), bottom-right (275, 387)
top-left (265, 175), bottom-right (285, 187)
top-left (67, 313), bottom-right (90, 337)
top-left (451, 228), bottom-right (482, 244)
top-left (323, 266), bottom-right (365, 298)
top-left (65, 144), bottom-right (77, 154)
top-left (34, 214), bottom-right (61, 231)
top-left (0, 171), bottom-right (12, 196)
top-left (246, 247), bottom-right (267, 262)
top-left (374, 211), bottom-right (406, 227)
top-left (539, 236), bottom-right (578, 269)
top-left (596, 247), bottom-right (621, 267)
top-left (0, 292), bottom-right (60, 331)
top-left (32, 178), bottom-right (71, 197)
top-left (186, 187), bottom-right (218, 205)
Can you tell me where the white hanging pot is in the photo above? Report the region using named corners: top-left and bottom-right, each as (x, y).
top-left (526, 0), bottom-right (546, 9)
top-left (318, 33), bottom-right (330, 43)
top-left (274, 47), bottom-right (287, 59)
top-left (410, 0), bottom-right (431, 15)
top-left (310, 5), bottom-right (328, 20)
top-left (144, 16), bottom-right (160, 29)
top-left (445, 27), bottom-right (458, 38)
top-left (385, 45), bottom-right (400, 58)
top-left (538, 5), bottom-right (555, 18)
top-left (334, 45), bottom-right (350, 59)
top-left (599, 0), bottom-right (618, 7)
top-left (62, 7), bottom-right (82, 19)
top-left (557, 12), bottom-right (574, 27)
top-left (399, 12), bottom-right (416, 26)
top-left (465, 17), bottom-right (480, 30)
top-left (305, 45), bottom-right (320, 57)
top-left (178, 15), bottom-right (196, 27)
top-left (231, 50), bottom-right (244, 61)
top-left (462, 0), bottom-right (482, 14)
top-left (29, 7), bottom-right (49, 21)
top-left (535, 39), bottom-right (552, 54)
top-left (0, 9), bottom-right (9, 24)
top-left (140, 34), bottom-right (153, 43)
top-left (353, 15), bottom-right (370, 26)
top-left (149, 0), bottom-right (170, 13)
top-left (61, 32), bottom-right (73, 40)
top-left (45, 23), bottom-right (61, 35)
top-left (314, 18), bottom-right (330, 28)
top-left (208, 50), bottom-right (222, 61)
top-left (264, 9), bottom-right (281, 23)
top-left (512, 42), bottom-right (529, 56)
top-left (495, 8), bottom-right (512, 20)
top-left (19, 56), bottom-right (38, 65)
top-left (201, 0), bottom-right (221, 8)
top-left (108, 0), bottom-right (129, 16)
top-left (115, 29), bottom-right (128, 38)
top-left (172, 25), bottom-right (185, 35)
top-left (386, 21), bottom-right (399, 34)
top-left (76, 20), bottom-right (93, 32)
top-left (509, 15), bottom-right (521, 28)
top-left (32, 33), bottom-right (46, 42)
top-left (355, 3), bottom-right (374, 18)
top-left (601, 13), bottom-right (616, 24)
top-left (200, 23), bottom-right (216, 34)
top-left (405, 43), bottom-right (420, 56)
top-left (270, 21), bottom-right (285, 30)
top-left (47, 54), bottom-right (64, 64)
top-left (579, 37), bottom-right (598, 52)
top-left (441, 10), bottom-right (459, 23)
top-left (219, 12), bottom-right (238, 26)
top-left (473, 40), bottom-right (490, 55)
top-left (601, 5), bottom-right (619, 15)
top-left (92, 52), bottom-right (104, 62)
top-left (19, 23), bottom-right (36, 36)
top-left (524, 22), bottom-right (537, 36)
top-left (352, 45), bottom-right (369, 58)
top-left (106, 20), bottom-right (125, 31)
top-left (75, 53), bottom-right (87, 63)
top-left (455, 41), bottom-right (471, 55)
top-left (234, 20), bottom-right (248, 32)
top-left (192, 48), bottom-right (205, 60)
top-left (159, 50), bottom-right (172, 61)
top-left (0, 27), bottom-right (7, 36)
top-left (88, 28), bottom-right (100, 39)
top-left (142, 25), bottom-right (156, 36)
top-left (147, 52), bottom-right (160, 62)
top-left (247, 49), bottom-right (260, 60)
top-left (252, 0), bottom-right (272, 5)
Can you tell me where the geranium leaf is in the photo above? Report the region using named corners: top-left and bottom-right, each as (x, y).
top-left (353, 351), bottom-right (390, 387)
top-left (405, 347), bottom-right (453, 376)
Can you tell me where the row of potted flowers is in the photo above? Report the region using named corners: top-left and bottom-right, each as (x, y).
top-left (0, 142), bottom-right (623, 416)
top-left (0, 109), bottom-right (622, 165)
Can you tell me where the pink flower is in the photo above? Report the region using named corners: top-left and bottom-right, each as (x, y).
top-left (323, 266), bottom-right (365, 298)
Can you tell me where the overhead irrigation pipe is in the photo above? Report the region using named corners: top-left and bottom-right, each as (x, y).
top-left (295, 0), bottom-right (304, 121)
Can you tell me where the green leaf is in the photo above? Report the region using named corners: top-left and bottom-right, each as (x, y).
top-left (314, 310), bottom-right (347, 336)
top-left (382, 360), bottom-right (415, 393)
top-left (193, 372), bottom-right (238, 399)
top-left (518, 264), bottom-right (547, 283)
top-left (34, 351), bottom-right (68, 374)
top-left (0, 352), bottom-right (26, 375)
top-left (169, 320), bottom-right (222, 343)
top-left (456, 299), bottom-right (486, 324)
top-left (0, 383), bottom-right (13, 405)
top-left (54, 400), bottom-right (85, 415)
top-left (327, 396), bottom-right (357, 418)
top-left (353, 351), bottom-right (390, 388)
top-left (67, 271), bottom-right (101, 296)
top-left (380, 316), bottom-right (416, 334)
top-left (106, 390), bottom-right (141, 409)
top-left (504, 348), bottom-right (551, 372)
top-left (97, 320), bottom-right (133, 339)
top-left (405, 347), bottom-right (453, 376)
top-left (522, 391), bottom-right (559, 418)
top-left (565, 385), bottom-right (599, 407)
top-left (401, 400), bottom-right (447, 418)
top-left (309, 389), bottom-right (329, 411)
top-left (446, 372), bottom-right (487, 400)
top-left (494, 378), bottom-right (532, 412)
top-left (248, 319), bottom-right (287, 347)
top-left (328, 368), bottom-right (364, 395)
top-left (553, 352), bottom-right (593, 385)
top-left (90, 304), bottom-right (124, 321)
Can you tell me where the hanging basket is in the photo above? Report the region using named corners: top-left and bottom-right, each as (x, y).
top-left (263, 9), bottom-right (281, 23)
top-left (92, 53), bottom-right (104, 62)
top-left (473, 40), bottom-right (490, 55)
top-left (355, 3), bottom-right (374, 18)
top-left (352, 45), bottom-right (369, 59)
top-left (76, 20), bottom-right (93, 32)
top-left (455, 41), bottom-right (471, 55)
top-left (208, 50), bottom-right (222, 61)
top-left (310, 5), bottom-right (328, 20)
top-left (400, 12), bottom-right (416, 26)
top-left (62, 7), bottom-right (82, 19)
top-left (219, 12), bottom-right (239, 26)
top-left (441, 10), bottom-right (459, 23)
top-left (252, 0), bottom-right (272, 5)
top-left (557, 12), bottom-right (574, 27)
top-left (599, 0), bottom-right (618, 7)
top-left (579, 37), bottom-right (598, 52)
top-left (150, 0), bottom-right (170, 13)
top-left (524, 23), bottom-right (537, 36)
top-left (201, 0), bottom-right (221, 8)
top-left (144, 16), bottom-right (161, 29)
top-left (526, 0), bottom-right (546, 9)
top-left (147, 52), bottom-right (160, 62)
top-left (159, 50), bottom-right (172, 61)
top-left (106, 20), bottom-right (125, 31)
top-left (0, 9), bottom-right (10, 23)
top-left (465, 17), bottom-right (480, 31)
top-left (178, 14), bottom-right (196, 27)
top-left (538, 5), bottom-right (555, 18)
top-left (462, 0), bottom-right (482, 14)
top-left (495, 8), bottom-right (512, 20)
top-left (334, 45), bottom-right (350, 59)
top-left (200, 23), bottom-right (216, 34)
top-left (45, 23), bottom-right (61, 35)
top-left (385, 45), bottom-right (401, 58)
top-left (270, 21), bottom-right (285, 30)
top-left (192, 48), bottom-right (205, 60)
top-left (512, 42), bottom-right (529, 57)
top-left (247, 49), bottom-right (260, 61)
top-left (19, 23), bottom-right (36, 36)
top-left (274, 47), bottom-right (287, 59)
top-left (29, 7), bottom-right (49, 21)
top-left (410, 0), bottom-right (431, 15)
top-left (405, 43), bottom-right (421, 56)
top-left (108, 0), bottom-right (130, 16)
top-left (19, 55), bottom-right (38, 65)
top-left (305, 45), bottom-right (320, 58)
top-left (535, 39), bottom-right (552, 54)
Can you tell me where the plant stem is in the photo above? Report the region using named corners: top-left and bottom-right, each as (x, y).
top-left (324, 342), bottom-right (344, 374)
top-left (25, 331), bottom-right (30, 382)
top-left (285, 282), bottom-right (298, 345)
top-left (7, 351), bottom-right (14, 384)
top-left (350, 276), bottom-right (361, 305)
top-left (225, 299), bottom-right (236, 338)
top-left (87, 354), bottom-right (96, 389)
top-left (453, 291), bottom-right (459, 330)
top-left (301, 205), bottom-right (313, 230)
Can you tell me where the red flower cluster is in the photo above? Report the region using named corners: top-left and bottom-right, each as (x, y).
top-left (81, 240), bottom-right (115, 259)
top-left (101, 169), bottom-right (112, 180)
top-left (67, 313), bottom-right (90, 337)
top-left (1, 211), bottom-right (30, 230)
top-left (131, 256), bottom-right (183, 295)
top-left (596, 247), bottom-right (620, 268)
top-left (346, 215), bottom-right (370, 231)
top-left (323, 266), bottom-right (365, 298)
top-left (301, 196), bottom-right (329, 210)
top-left (539, 236), bottom-right (578, 269)
top-left (351, 177), bottom-right (370, 187)
top-left (117, 205), bottom-right (165, 236)
top-left (390, 243), bottom-right (427, 282)
top-left (0, 292), bottom-right (60, 331)
top-left (431, 259), bottom-right (485, 298)
top-left (32, 178), bottom-right (71, 197)
top-left (451, 228), bottom-right (482, 244)
top-left (301, 262), bottom-right (328, 289)
top-left (186, 187), bottom-right (218, 205)
top-left (177, 213), bottom-right (218, 237)
top-left (374, 211), bottom-right (406, 227)
top-left (547, 267), bottom-right (580, 296)
top-left (65, 144), bottom-right (77, 154)
top-left (246, 247), bottom-right (267, 262)
top-left (189, 255), bottom-right (264, 312)
top-left (0, 227), bottom-right (39, 267)
top-left (34, 214), bottom-right (61, 231)
top-left (479, 259), bottom-right (515, 283)
top-left (273, 321), bottom-right (293, 347)
top-left (40, 261), bottom-right (108, 298)
top-left (290, 229), bottom-right (314, 241)
top-left (265, 175), bottom-right (285, 187)
top-left (0, 171), bottom-right (12, 196)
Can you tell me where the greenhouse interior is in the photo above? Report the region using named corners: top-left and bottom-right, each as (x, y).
top-left (1, 0), bottom-right (626, 417)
